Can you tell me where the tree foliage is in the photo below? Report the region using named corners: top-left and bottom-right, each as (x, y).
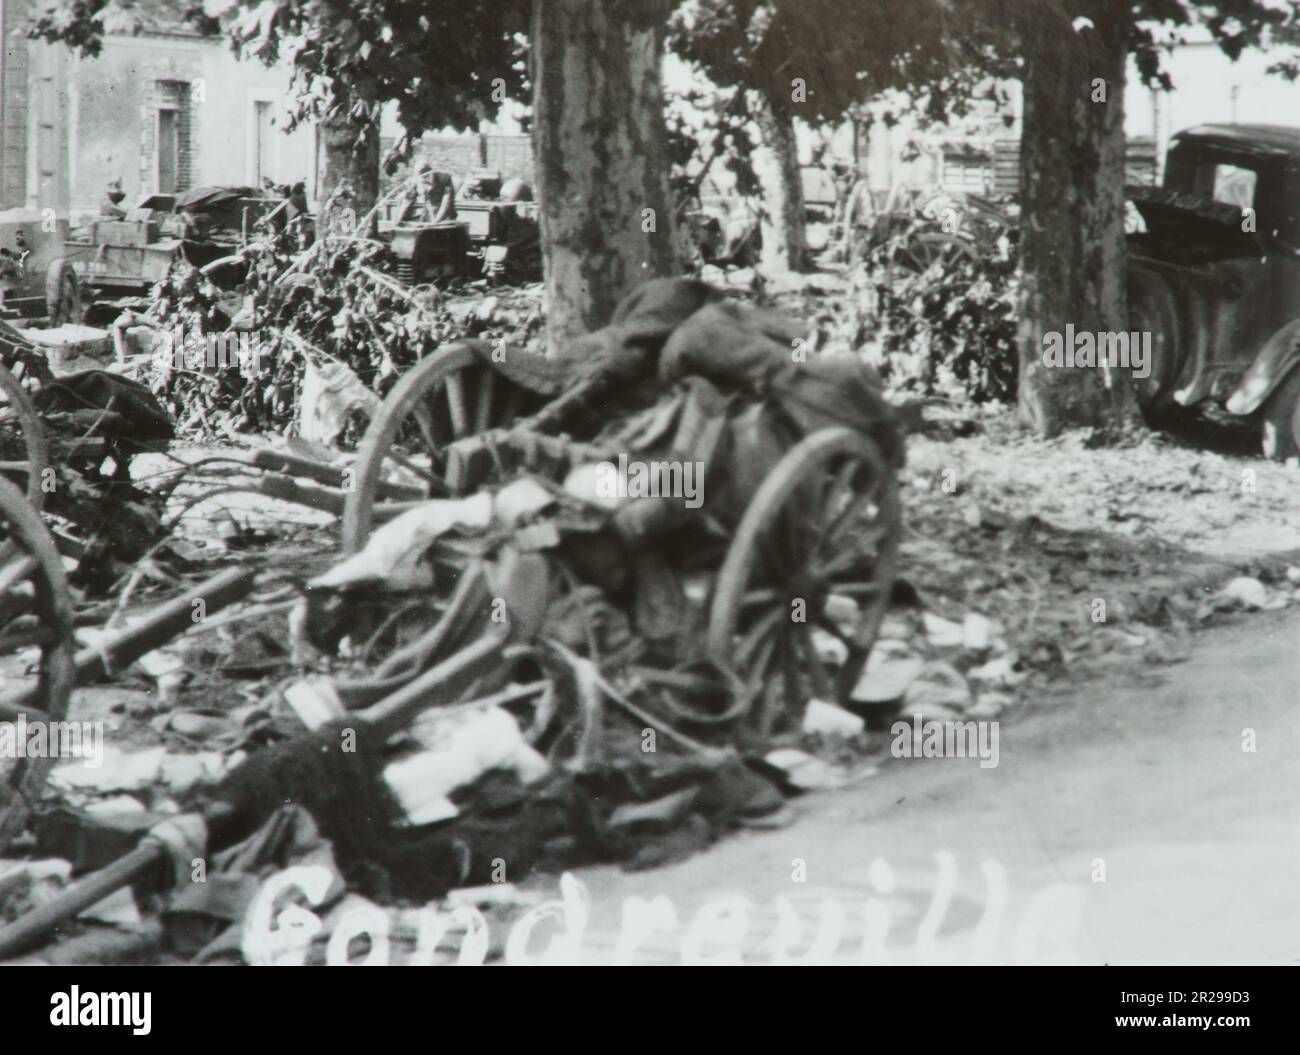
top-left (670, 0), bottom-right (1004, 127)
top-left (667, 0), bottom-right (1006, 188)
top-left (224, 0), bottom-right (530, 162)
top-left (29, 0), bottom-right (531, 166)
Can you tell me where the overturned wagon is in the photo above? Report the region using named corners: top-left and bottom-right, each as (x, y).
top-left (323, 279), bottom-right (903, 738)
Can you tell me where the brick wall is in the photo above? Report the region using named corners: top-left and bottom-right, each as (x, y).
top-left (0, 0), bottom-right (32, 208)
top-left (381, 133), bottom-right (534, 196)
top-left (140, 79), bottom-right (194, 194)
top-left (483, 135), bottom-right (533, 184)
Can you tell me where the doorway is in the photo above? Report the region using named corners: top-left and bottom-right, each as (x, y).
top-left (157, 107), bottom-right (178, 194)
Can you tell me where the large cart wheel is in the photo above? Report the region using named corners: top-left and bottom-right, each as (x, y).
top-left (707, 427), bottom-right (899, 734)
top-left (341, 344), bottom-right (540, 553)
top-left (894, 231), bottom-right (978, 273)
top-left (45, 258), bottom-right (82, 326)
top-left (0, 475), bottom-right (76, 849)
top-left (0, 362), bottom-right (48, 513)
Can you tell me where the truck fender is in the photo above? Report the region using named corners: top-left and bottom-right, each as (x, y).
top-left (1224, 318), bottom-right (1300, 416)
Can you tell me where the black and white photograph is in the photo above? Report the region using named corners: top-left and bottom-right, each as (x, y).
top-left (0, 0), bottom-right (1297, 996)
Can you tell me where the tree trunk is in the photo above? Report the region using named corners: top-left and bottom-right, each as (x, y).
top-left (753, 91), bottom-right (807, 274)
top-left (317, 112), bottom-right (380, 236)
top-left (1015, 0), bottom-right (1137, 435)
top-left (532, 0), bottom-right (677, 355)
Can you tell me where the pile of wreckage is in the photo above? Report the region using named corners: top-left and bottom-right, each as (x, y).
top-left (0, 278), bottom-right (906, 963)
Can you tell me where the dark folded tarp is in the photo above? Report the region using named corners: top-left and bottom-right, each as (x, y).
top-left (536, 277), bottom-right (903, 538)
top-left (34, 369), bottom-right (174, 442)
top-left (174, 186), bottom-right (258, 214)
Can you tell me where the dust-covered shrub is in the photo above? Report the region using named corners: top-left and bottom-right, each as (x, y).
top-left (144, 226), bottom-right (541, 439)
top-left (845, 208), bottom-right (1020, 403)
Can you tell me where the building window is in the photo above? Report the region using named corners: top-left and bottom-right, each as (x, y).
top-left (157, 108), bottom-right (179, 193)
top-left (254, 100), bottom-right (274, 185)
top-left (143, 80), bottom-right (192, 194)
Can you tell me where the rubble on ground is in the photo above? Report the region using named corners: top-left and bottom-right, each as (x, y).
top-left (4, 262), bottom-right (1299, 964)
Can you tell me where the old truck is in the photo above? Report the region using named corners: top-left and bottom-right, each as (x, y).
top-left (377, 171), bottom-right (540, 284)
top-left (456, 170), bottom-right (539, 277)
top-left (1126, 124), bottom-right (1300, 459)
top-left (0, 210), bottom-right (74, 323)
top-left (40, 187), bottom-right (289, 323)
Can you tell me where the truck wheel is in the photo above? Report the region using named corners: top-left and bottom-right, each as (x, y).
top-left (44, 259), bottom-right (82, 325)
top-left (1261, 366), bottom-right (1300, 461)
top-left (1127, 267), bottom-right (1182, 406)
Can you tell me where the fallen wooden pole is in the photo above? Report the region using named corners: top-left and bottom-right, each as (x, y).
top-left (258, 472), bottom-right (346, 516)
top-left (248, 450), bottom-right (426, 502)
top-left (0, 632), bottom-right (506, 960)
top-left (0, 566), bottom-right (257, 723)
top-left (248, 449), bottom-right (346, 488)
top-left (0, 803), bottom-right (235, 962)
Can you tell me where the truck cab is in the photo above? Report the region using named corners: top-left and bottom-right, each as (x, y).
top-left (1126, 124), bottom-right (1300, 458)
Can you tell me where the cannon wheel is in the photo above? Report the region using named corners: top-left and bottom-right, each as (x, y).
top-left (341, 343), bottom-right (539, 553)
top-left (0, 475), bottom-right (77, 849)
top-left (895, 231), bottom-right (978, 273)
top-left (44, 258), bottom-right (82, 326)
top-left (0, 363), bottom-right (48, 513)
top-left (707, 427), bottom-right (899, 735)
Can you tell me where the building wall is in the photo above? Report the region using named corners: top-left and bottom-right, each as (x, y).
top-left (0, 0), bottom-right (34, 209)
top-left (23, 32), bottom-right (315, 216)
top-left (808, 42), bottom-right (1299, 198)
top-left (484, 135), bottom-right (533, 183)
top-left (1126, 41), bottom-right (1300, 176)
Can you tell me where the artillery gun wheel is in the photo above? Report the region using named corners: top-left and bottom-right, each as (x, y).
top-left (0, 363), bottom-right (48, 513)
top-left (341, 344), bottom-right (543, 553)
top-left (894, 231), bottom-right (978, 273)
top-left (0, 475), bottom-right (76, 849)
top-left (44, 259), bottom-right (82, 326)
top-left (707, 427), bottom-right (899, 736)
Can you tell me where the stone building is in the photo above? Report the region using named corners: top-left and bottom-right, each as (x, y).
top-left (0, 0), bottom-right (315, 216)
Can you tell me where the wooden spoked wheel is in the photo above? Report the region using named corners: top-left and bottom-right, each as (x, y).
top-left (341, 344), bottom-right (544, 553)
top-left (707, 427), bottom-right (899, 735)
top-left (0, 475), bottom-right (76, 849)
top-left (894, 231), bottom-right (978, 273)
top-left (0, 363), bottom-right (48, 514)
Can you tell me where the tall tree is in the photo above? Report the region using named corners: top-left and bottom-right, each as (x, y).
top-left (670, 0), bottom-right (991, 273)
top-left (1012, 0), bottom-right (1135, 434)
top-left (532, 0), bottom-right (677, 351)
top-left (316, 113), bottom-right (381, 234)
top-left (982, 0), bottom-right (1300, 434)
top-left (30, 0), bottom-right (679, 346)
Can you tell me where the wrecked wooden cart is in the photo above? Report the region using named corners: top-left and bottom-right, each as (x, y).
top-left (2, 320), bottom-right (248, 847)
top-left (1, 321), bottom-right (176, 592)
top-left (0, 278), bottom-right (907, 958)
top-left (324, 277), bottom-right (905, 730)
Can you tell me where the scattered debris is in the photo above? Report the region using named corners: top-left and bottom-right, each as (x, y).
top-left (1216, 576), bottom-right (1268, 611)
top-left (5, 200), bottom-right (1299, 966)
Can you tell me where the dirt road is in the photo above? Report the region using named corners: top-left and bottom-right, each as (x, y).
top-left (564, 610), bottom-right (1300, 965)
